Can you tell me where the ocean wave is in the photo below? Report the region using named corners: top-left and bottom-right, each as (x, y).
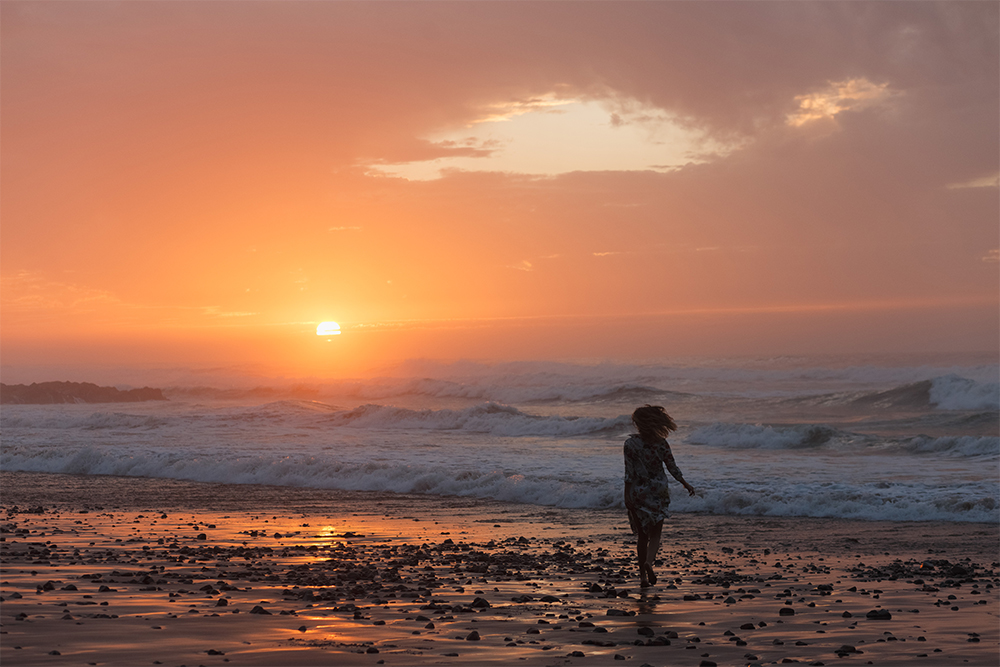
top-left (0, 400), bottom-right (626, 437)
top-left (0, 411), bottom-right (170, 431)
top-left (929, 374), bottom-right (1000, 411)
top-left (331, 378), bottom-right (689, 406)
top-left (897, 435), bottom-right (1000, 458)
top-left (326, 402), bottom-right (631, 437)
top-left (779, 375), bottom-right (999, 413)
top-left (686, 423), bottom-right (867, 450)
top-left (2, 445), bottom-right (995, 523)
top-left (686, 422), bottom-right (999, 458)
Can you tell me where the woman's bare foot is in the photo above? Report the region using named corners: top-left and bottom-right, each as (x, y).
top-left (643, 562), bottom-right (657, 586)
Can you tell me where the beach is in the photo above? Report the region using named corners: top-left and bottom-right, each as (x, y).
top-left (2, 472), bottom-right (997, 666)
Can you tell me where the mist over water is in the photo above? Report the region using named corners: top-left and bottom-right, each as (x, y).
top-left (2, 355), bottom-right (997, 523)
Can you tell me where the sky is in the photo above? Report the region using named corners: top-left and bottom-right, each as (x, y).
top-left (2, 1), bottom-right (998, 381)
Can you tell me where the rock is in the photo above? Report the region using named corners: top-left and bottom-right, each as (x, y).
top-left (540, 595), bottom-right (560, 603)
top-left (466, 630), bottom-right (481, 641)
top-left (740, 623), bottom-right (756, 630)
top-left (0, 381), bottom-right (166, 404)
top-left (778, 607), bottom-right (795, 615)
top-left (637, 627), bottom-right (654, 636)
top-left (471, 597), bottom-right (491, 608)
top-left (841, 611), bottom-right (852, 617)
top-left (865, 609), bottom-right (892, 620)
top-left (366, 647), bottom-right (379, 653)
top-left (249, 605), bottom-right (271, 615)
top-left (206, 649), bottom-right (225, 655)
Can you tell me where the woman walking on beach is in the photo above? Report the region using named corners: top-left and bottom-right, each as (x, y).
top-left (624, 405), bottom-right (696, 587)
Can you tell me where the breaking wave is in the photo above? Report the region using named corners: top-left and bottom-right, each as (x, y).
top-left (686, 422), bottom-right (999, 458)
top-left (325, 403), bottom-right (630, 437)
top-left (2, 444), bottom-right (995, 523)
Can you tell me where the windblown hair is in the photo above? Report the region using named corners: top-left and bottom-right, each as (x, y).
top-left (632, 405), bottom-right (677, 442)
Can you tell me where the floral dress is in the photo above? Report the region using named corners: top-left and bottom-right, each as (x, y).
top-left (623, 434), bottom-right (686, 534)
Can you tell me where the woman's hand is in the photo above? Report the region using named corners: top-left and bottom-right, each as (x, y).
top-left (683, 482), bottom-right (697, 497)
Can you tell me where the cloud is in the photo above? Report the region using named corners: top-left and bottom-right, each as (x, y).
top-left (471, 93), bottom-right (577, 124)
top-left (2, 1), bottom-right (996, 361)
top-left (947, 172), bottom-right (1000, 189)
top-left (786, 78), bottom-right (897, 127)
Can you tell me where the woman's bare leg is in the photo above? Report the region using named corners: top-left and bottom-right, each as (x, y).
top-left (635, 525), bottom-right (649, 585)
top-left (646, 520), bottom-right (664, 566)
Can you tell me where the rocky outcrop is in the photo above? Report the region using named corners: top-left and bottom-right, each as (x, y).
top-left (0, 381), bottom-right (167, 404)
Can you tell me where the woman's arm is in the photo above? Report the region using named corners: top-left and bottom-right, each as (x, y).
top-left (663, 443), bottom-right (697, 496)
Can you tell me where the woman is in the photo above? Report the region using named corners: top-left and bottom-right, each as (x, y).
top-left (623, 405), bottom-right (696, 587)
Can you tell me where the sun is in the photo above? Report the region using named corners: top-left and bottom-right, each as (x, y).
top-left (316, 321), bottom-right (341, 336)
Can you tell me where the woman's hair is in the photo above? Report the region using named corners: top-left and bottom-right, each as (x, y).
top-left (632, 405), bottom-right (677, 441)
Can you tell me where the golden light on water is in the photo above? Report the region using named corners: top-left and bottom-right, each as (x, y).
top-left (316, 322), bottom-right (341, 336)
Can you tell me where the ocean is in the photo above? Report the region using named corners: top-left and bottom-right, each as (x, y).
top-left (2, 354), bottom-right (998, 523)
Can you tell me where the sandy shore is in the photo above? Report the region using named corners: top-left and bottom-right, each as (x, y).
top-left (1, 472), bottom-right (997, 666)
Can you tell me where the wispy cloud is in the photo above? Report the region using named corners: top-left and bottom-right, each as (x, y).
top-left (472, 94), bottom-right (577, 124)
top-left (947, 172), bottom-right (1000, 190)
top-left (787, 78), bottom-right (896, 127)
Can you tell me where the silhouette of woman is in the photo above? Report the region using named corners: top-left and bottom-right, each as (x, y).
top-left (623, 405), bottom-right (696, 587)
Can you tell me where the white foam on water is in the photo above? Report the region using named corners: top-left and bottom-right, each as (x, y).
top-left (2, 356), bottom-right (997, 523)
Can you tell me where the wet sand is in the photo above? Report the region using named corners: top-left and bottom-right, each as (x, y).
top-left (1, 472), bottom-right (997, 666)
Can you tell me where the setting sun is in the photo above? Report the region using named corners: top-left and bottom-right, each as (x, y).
top-left (317, 322), bottom-right (341, 336)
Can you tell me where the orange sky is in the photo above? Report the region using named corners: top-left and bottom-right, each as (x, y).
top-left (2, 2), bottom-right (997, 379)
